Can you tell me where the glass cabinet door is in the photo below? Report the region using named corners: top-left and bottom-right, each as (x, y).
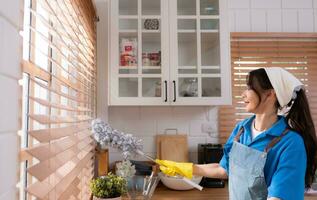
top-left (110, 0), bottom-right (230, 105)
top-left (171, 0), bottom-right (224, 104)
top-left (111, 0), bottom-right (168, 105)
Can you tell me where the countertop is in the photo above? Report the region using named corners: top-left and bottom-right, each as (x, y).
top-left (150, 183), bottom-right (317, 200)
top-left (151, 184), bottom-right (228, 200)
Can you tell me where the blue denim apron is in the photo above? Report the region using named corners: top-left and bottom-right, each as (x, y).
top-left (229, 127), bottom-right (289, 200)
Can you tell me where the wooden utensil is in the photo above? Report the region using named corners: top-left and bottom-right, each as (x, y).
top-left (156, 129), bottom-right (189, 162)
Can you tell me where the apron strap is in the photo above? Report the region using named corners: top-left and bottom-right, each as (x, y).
top-left (234, 127), bottom-right (244, 142)
top-left (233, 126), bottom-right (289, 152)
top-left (264, 129), bottom-right (289, 153)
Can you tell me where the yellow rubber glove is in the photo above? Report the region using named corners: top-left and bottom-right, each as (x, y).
top-left (155, 159), bottom-right (193, 179)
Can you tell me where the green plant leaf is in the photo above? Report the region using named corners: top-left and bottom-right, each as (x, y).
top-left (90, 173), bottom-right (127, 198)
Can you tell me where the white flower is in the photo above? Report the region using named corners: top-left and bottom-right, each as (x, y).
top-left (116, 160), bottom-right (136, 178)
top-left (91, 119), bottom-right (143, 159)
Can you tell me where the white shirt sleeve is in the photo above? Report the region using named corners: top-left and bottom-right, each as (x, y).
top-left (267, 198), bottom-right (280, 200)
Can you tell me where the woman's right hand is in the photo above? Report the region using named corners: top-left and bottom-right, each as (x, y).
top-left (193, 163), bottom-right (228, 179)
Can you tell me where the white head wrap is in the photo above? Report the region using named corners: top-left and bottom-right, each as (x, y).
top-left (264, 67), bottom-right (304, 107)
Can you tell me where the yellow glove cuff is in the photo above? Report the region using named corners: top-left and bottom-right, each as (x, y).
top-left (175, 162), bottom-right (193, 179)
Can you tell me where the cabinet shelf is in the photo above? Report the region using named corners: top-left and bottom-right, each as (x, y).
top-left (178, 30), bottom-right (196, 33)
top-left (118, 74), bottom-right (162, 78)
top-left (201, 66), bottom-right (220, 69)
top-left (200, 15), bottom-right (219, 19)
top-left (177, 29), bottom-right (219, 33)
top-left (119, 66), bottom-right (161, 70)
top-left (119, 66), bottom-right (161, 69)
top-left (119, 30), bottom-right (161, 34)
top-left (178, 74), bottom-right (221, 78)
top-left (177, 15), bottom-right (219, 19)
top-left (177, 15), bottom-right (197, 19)
top-left (119, 15), bottom-right (138, 19)
top-left (201, 30), bottom-right (219, 33)
top-left (142, 30), bottom-right (160, 33)
top-left (119, 30), bottom-right (138, 33)
top-left (178, 66), bottom-right (196, 69)
top-left (119, 66), bottom-right (137, 69)
top-left (177, 30), bottom-right (219, 33)
top-left (201, 74), bottom-right (221, 77)
top-left (141, 15), bottom-right (161, 19)
top-left (143, 66), bottom-right (161, 70)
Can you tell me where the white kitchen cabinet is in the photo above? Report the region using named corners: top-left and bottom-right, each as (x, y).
top-left (109, 0), bottom-right (231, 106)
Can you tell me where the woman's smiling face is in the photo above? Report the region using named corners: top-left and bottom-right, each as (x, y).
top-left (244, 69), bottom-right (279, 114)
top-left (242, 88), bottom-right (260, 113)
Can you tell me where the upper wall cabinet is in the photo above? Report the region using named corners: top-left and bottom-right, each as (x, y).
top-left (109, 0), bottom-right (231, 106)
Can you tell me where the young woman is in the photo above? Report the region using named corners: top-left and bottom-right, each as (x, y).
top-left (156, 67), bottom-right (317, 200)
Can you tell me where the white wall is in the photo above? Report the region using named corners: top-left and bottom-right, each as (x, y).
top-left (108, 106), bottom-right (219, 164)
top-left (96, 0), bottom-right (109, 122)
top-left (0, 0), bottom-right (21, 199)
top-left (229, 0), bottom-right (317, 32)
top-left (96, 0), bottom-right (317, 165)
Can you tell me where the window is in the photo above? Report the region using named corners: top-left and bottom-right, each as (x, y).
top-left (219, 33), bottom-right (317, 142)
top-left (19, 0), bottom-right (96, 199)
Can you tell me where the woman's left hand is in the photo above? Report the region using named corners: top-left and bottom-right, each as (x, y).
top-left (155, 159), bottom-right (193, 179)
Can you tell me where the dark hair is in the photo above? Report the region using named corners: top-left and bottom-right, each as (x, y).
top-left (247, 68), bottom-right (278, 107)
top-left (247, 68), bottom-right (317, 188)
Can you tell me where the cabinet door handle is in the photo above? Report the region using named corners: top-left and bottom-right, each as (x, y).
top-left (173, 80), bottom-right (176, 102)
top-left (164, 80), bottom-right (167, 102)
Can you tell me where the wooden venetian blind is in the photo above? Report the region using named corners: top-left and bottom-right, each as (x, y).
top-left (20, 0), bottom-right (96, 199)
top-left (219, 33), bottom-right (317, 141)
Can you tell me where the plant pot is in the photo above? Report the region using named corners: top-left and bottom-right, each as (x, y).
top-left (93, 196), bottom-right (121, 200)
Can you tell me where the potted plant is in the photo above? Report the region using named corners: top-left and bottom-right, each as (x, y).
top-left (90, 173), bottom-right (127, 200)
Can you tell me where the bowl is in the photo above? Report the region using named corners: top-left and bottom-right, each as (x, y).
top-left (158, 172), bottom-right (202, 190)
